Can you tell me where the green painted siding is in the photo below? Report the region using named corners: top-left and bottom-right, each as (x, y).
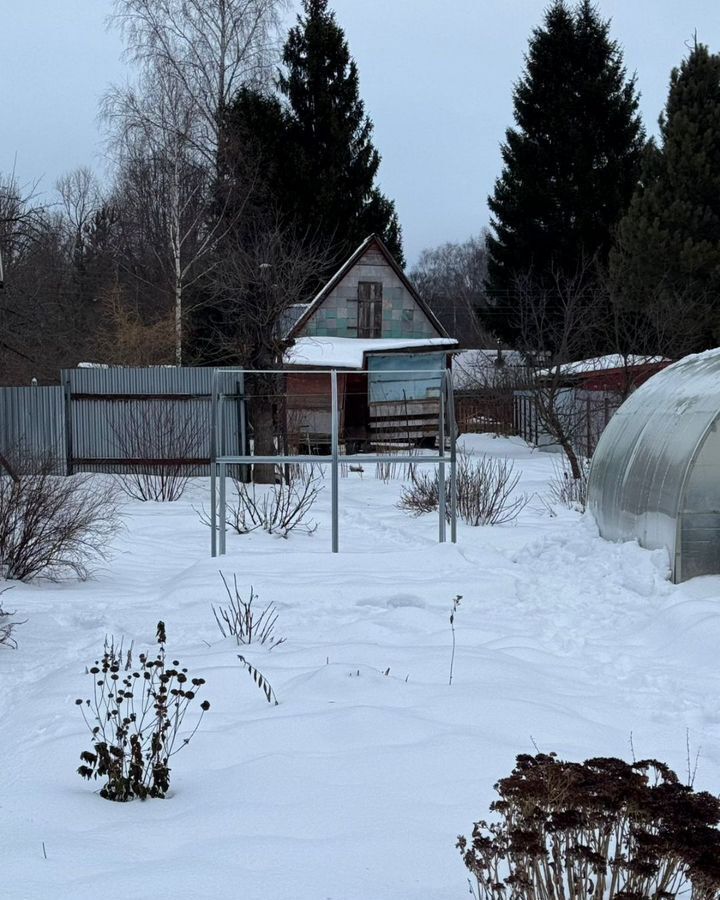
top-left (300, 245), bottom-right (438, 339)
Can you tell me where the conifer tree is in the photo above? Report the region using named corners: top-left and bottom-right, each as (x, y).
top-left (216, 0), bottom-right (403, 284)
top-left (279, 0), bottom-right (403, 265)
top-left (610, 42), bottom-right (720, 350)
top-left (485, 0), bottom-right (644, 344)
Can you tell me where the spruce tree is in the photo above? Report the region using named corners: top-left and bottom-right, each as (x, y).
top-left (610, 42), bottom-right (720, 350)
top-left (485, 0), bottom-right (644, 344)
top-left (279, 0), bottom-right (403, 265)
top-left (219, 86), bottom-right (295, 225)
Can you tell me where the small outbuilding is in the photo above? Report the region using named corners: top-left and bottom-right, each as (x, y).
top-left (589, 348), bottom-right (720, 582)
top-left (283, 234), bottom-right (457, 450)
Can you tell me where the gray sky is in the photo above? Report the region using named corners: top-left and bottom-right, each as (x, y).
top-left (3, 0), bottom-right (719, 265)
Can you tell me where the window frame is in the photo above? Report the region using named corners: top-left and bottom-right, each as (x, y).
top-left (357, 281), bottom-right (383, 338)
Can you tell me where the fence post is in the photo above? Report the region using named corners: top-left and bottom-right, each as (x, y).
top-left (63, 375), bottom-right (73, 476)
top-left (210, 370), bottom-right (218, 558)
top-left (236, 375), bottom-right (250, 484)
top-left (331, 370), bottom-right (339, 553)
top-left (447, 372), bottom-right (457, 544)
top-left (438, 375), bottom-right (447, 543)
top-left (219, 461), bottom-right (227, 556)
top-left (586, 395), bottom-right (592, 458)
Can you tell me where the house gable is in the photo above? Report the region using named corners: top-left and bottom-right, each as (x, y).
top-left (291, 235), bottom-right (446, 341)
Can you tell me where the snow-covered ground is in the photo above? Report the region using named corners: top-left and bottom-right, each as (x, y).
top-left (2, 435), bottom-right (719, 900)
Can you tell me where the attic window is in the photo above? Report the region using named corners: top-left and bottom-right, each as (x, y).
top-left (358, 281), bottom-right (382, 338)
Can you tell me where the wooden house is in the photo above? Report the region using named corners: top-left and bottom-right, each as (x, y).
top-left (283, 235), bottom-right (457, 451)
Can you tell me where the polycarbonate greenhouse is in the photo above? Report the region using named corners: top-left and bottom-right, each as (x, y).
top-left (589, 349), bottom-right (720, 583)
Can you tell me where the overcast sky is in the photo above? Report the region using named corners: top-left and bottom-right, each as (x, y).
top-left (2, 0), bottom-right (719, 265)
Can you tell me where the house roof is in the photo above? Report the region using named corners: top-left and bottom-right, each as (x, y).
top-left (287, 234), bottom-right (449, 339)
top-left (284, 336), bottom-right (458, 370)
top-left (537, 355), bottom-right (668, 378)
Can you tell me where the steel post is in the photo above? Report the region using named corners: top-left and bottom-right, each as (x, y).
top-left (219, 461), bottom-right (227, 556)
top-left (331, 370), bottom-right (339, 553)
top-left (447, 372), bottom-right (458, 544)
top-left (438, 376), bottom-right (446, 543)
top-left (210, 370), bottom-right (218, 558)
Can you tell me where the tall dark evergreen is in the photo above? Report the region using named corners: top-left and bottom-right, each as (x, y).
top-left (238, 0), bottom-right (400, 270)
top-left (279, 0), bottom-right (403, 265)
top-left (485, 0), bottom-right (644, 344)
top-left (610, 42), bottom-right (720, 350)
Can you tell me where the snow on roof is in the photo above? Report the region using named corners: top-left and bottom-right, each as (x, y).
top-left (284, 336), bottom-right (457, 369)
top-left (539, 355), bottom-right (668, 378)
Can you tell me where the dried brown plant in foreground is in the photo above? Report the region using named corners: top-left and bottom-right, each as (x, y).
top-left (458, 753), bottom-right (720, 900)
top-left (77, 621), bottom-right (210, 801)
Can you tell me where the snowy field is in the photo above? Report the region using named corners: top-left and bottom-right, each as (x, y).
top-left (2, 434), bottom-right (719, 900)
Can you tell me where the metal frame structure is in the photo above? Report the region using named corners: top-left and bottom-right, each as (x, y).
top-left (589, 349), bottom-right (720, 583)
top-left (209, 368), bottom-right (458, 556)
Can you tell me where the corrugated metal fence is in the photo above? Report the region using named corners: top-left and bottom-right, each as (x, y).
top-left (0, 386), bottom-right (65, 472)
top-left (0, 368), bottom-right (245, 475)
top-left (514, 388), bottom-right (622, 458)
top-left (1, 369), bottom-right (625, 475)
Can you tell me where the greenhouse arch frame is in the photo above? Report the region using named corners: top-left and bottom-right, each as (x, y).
top-left (589, 350), bottom-right (720, 583)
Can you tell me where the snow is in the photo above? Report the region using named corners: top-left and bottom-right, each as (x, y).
top-left (284, 335), bottom-right (458, 369)
top-left (539, 354), bottom-right (667, 377)
top-left (2, 434), bottom-right (720, 900)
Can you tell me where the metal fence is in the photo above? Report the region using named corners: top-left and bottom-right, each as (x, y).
top-left (455, 390), bottom-right (515, 436)
top-left (0, 386), bottom-right (65, 472)
top-left (209, 368), bottom-right (458, 557)
top-left (513, 388), bottom-right (622, 457)
top-left (0, 368), bottom-right (246, 474)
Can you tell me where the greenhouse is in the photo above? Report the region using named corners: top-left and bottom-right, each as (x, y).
top-left (588, 349), bottom-right (720, 583)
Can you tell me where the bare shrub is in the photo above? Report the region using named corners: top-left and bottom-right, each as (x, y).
top-left (0, 586), bottom-right (22, 649)
top-left (398, 454), bottom-right (528, 526)
top-left (76, 621), bottom-right (210, 801)
top-left (549, 454), bottom-right (590, 512)
top-left (398, 467), bottom-right (441, 515)
top-left (226, 477), bottom-right (321, 537)
top-left (456, 454), bottom-right (529, 526)
top-left (458, 753), bottom-right (720, 900)
top-left (111, 404), bottom-right (205, 502)
top-left (0, 459), bottom-right (121, 582)
top-left (212, 573), bottom-right (285, 649)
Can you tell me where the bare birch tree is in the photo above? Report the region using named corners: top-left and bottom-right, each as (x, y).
top-left (104, 0), bottom-right (286, 363)
top-left (109, 0), bottom-right (288, 170)
top-left (105, 69), bottom-right (236, 364)
top-left (56, 167), bottom-right (102, 260)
